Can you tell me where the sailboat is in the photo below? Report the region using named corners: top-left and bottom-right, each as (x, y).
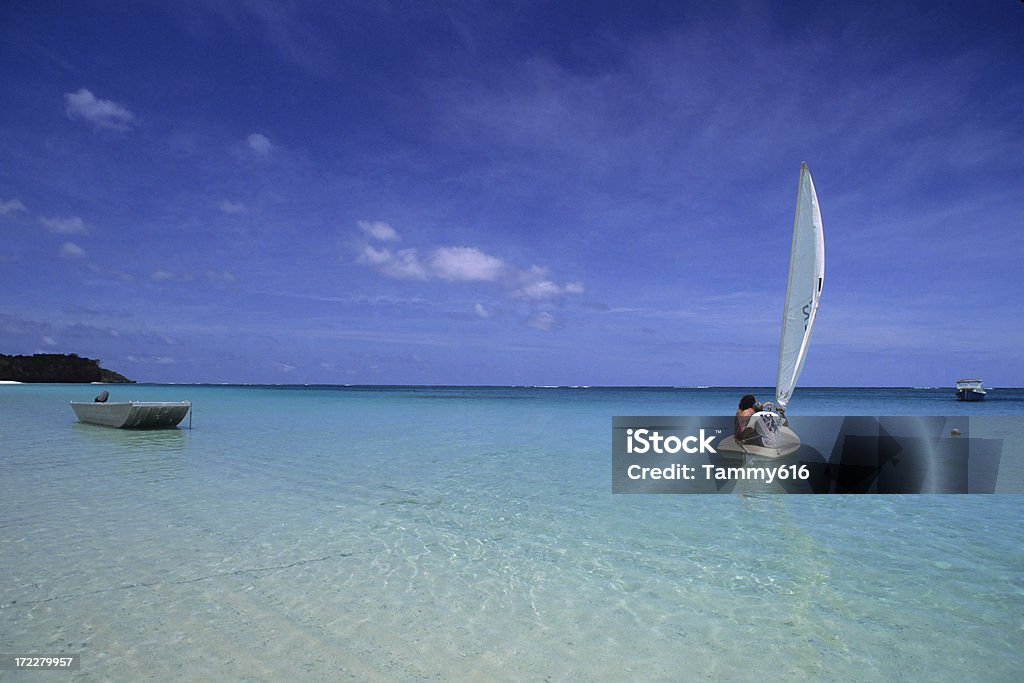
top-left (718, 162), bottom-right (825, 458)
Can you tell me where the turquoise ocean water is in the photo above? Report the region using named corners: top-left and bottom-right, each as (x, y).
top-left (2, 384), bottom-right (1022, 681)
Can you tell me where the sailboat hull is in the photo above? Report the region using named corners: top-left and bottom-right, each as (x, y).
top-left (716, 426), bottom-right (801, 459)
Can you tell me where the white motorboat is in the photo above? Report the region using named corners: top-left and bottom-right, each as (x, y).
top-left (955, 379), bottom-right (986, 402)
top-left (70, 396), bottom-right (191, 428)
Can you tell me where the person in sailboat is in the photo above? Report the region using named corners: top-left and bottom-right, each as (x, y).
top-left (734, 394), bottom-right (758, 438)
top-left (735, 395), bottom-right (789, 447)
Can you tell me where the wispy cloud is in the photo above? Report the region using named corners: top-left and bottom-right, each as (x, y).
top-left (86, 263), bottom-right (134, 282)
top-left (0, 199), bottom-right (27, 215)
top-left (206, 270), bottom-right (235, 283)
top-left (59, 242), bottom-right (87, 259)
top-left (513, 265), bottom-right (584, 300)
top-left (64, 88), bottom-right (136, 131)
top-left (219, 200), bottom-right (246, 214)
top-left (126, 355), bottom-right (176, 365)
top-left (246, 132), bottom-right (273, 156)
top-left (151, 269), bottom-right (235, 284)
top-left (526, 311), bottom-right (557, 331)
top-left (358, 220), bottom-right (400, 242)
top-left (39, 215), bottom-right (89, 234)
top-left (358, 245), bottom-right (429, 280)
top-left (174, 1), bottom-right (340, 76)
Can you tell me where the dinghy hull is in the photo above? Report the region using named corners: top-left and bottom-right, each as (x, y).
top-left (70, 401), bottom-right (191, 429)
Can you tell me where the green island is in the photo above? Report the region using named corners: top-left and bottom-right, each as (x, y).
top-left (0, 353), bottom-right (134, 383)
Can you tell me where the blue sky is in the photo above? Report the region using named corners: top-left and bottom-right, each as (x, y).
top-left (2, 1), bottom-right (1022, 386)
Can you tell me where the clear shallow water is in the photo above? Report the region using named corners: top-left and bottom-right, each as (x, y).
top-left (1, 385), bottom-right (1022, 681)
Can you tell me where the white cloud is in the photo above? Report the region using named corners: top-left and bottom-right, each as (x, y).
top-left (526, 311), bottom-right (558, 331)
top-left (429, 246), bottom-right (505, 281)
top-left (353, 226), bottom-right (584, 312)
top-left (247, 133), bottom-right (273, 156)
top-left (513, 265), bottom-right (585, 300)
top-left (42, 336), bottom-right (57, 346)
top-left (359, 244), bottom-right (393, 266)
top-left (358, 220), bottom-right (400, 242)
top-left (126, 355), bottom-right (176, 365)
top-left (358, 244), bottom-right (428, 279)
top-left (87, 263), bottom-right (133, 282)
top-left (64, 88), bottom-right (136, 131)
top-left (516, 279), bottom-right (562, 299)
top-left (0, 199), bottom-right (27, 215)
top-left (386, 249), bottom-right (429, 280)
top-left (219, 200), bottom-right (246, 214)
top-left (206, 270), bottom-right (235, 282)
top-left (39, 215), bottom-right (88, 234)
top-left (152, 269), bottom-right (235, 283)
top-left (59, 242), bottom-right (87, 259)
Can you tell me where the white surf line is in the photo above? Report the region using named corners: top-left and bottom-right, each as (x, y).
top-left (4, 553), bottom-right (350, 608)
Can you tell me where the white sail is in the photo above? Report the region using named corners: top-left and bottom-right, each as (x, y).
top-left (776, 162), bottom-right (824, 411)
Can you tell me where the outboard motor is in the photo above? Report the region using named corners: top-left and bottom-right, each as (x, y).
top-left (94, 390), bottom-right (109, 403)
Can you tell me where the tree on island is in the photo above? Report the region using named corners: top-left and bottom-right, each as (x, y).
top-left (0, 353), bottom-right (134, 383)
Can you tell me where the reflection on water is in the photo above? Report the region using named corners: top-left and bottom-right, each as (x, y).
top-left (68, 423), bottom-right (192, 484)
top-left (70, 422), bottom-right (191, 454)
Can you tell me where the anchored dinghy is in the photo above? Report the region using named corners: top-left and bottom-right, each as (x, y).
top-left (70, 392), bottom-right (191, 429)
top-left (718, 162), bottom-right (825, 459)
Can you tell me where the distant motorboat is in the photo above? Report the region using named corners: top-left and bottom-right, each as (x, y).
top-left (70, 398), bottom-right (191, 428)
top-left (955, 379), bottom-right (986, 402)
